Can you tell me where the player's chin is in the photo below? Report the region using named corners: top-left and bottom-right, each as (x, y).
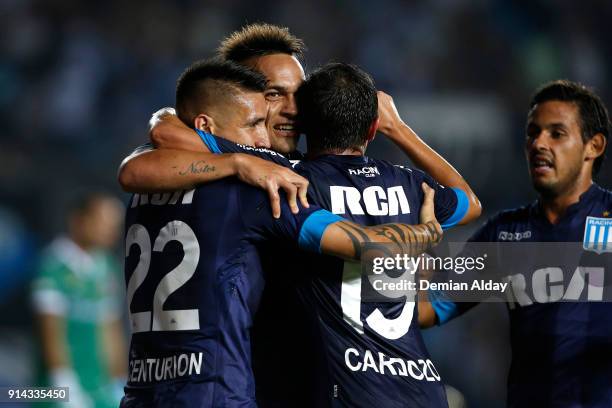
top-left (531, 176), bottom-right (558, 195)
top-left (271, 135), bottom-right (300, 154)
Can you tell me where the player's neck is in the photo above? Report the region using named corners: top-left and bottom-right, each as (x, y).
top-left (539, 178), bottom-right (593, 224)
top-left (69, 233), bottom-right (94, 252)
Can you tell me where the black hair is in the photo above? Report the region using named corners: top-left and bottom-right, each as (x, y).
top-left (66, 190), bottom-right (114, 217)
top-left (530, 79), bottom-right (609, 174)
top-left (218, 23), bottom-right (305, 63)
top-left (175, 57), bottom-right (267, 125)
top-left (297, 62), bottom-right (378, 153)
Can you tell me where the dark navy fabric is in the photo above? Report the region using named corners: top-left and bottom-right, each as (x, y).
top-left (281, 155), bottom-right (454, 408)
top-left (452, 184), bottom-right (612, 408)
top-left (191, 135), bottom-right (461, 407)
top-left (121, 175), bottom-right (334, 408)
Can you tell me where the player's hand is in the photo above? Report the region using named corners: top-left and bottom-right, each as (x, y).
top-left (376, 91), bottom-right (405, 138)
top-left (419, 183), bottom-right (443, 243)
top-left (234, 154), bottom-right (309, 218)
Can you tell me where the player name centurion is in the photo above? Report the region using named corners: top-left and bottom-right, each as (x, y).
top-left (129, 352), bottom-right (203, 383)
top-left (371, 279), bottom-right (508, 292)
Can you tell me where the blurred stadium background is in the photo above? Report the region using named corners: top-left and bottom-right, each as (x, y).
top-left (1, 0), bottom-right (611, 406)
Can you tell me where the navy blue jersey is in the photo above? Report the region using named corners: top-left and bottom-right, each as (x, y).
top-left (121, 176), bottom-right (341, 408)
top-left (196, 130), bottom-right (292, 167)
top-left (438, 184), bottom-right (612, 407)
top-left (281, 155), bottom-right (466, 408)
top-left (196, 133), bottom-right (469, 407)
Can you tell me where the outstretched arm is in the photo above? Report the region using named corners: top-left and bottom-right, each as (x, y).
top-left (377, 92), bottom-right (481, 224)
top-left (148, 107), bottom-right (204, 151)
top-left (320, 184), bottom-right (442, 261)
top-left (118, 108), bottom-right (309, 218)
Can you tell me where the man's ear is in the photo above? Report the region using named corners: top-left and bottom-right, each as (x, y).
top-left (366, 117), bottom-right (380, 142)
top-left (585, 133), bottom-right (607, 162)
top-left (194, 114), bottom-right (215, 134)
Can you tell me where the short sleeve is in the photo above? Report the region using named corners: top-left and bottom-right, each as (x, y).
top-left (239, 187), bottom-right (342, 253)
top-left (410, 168), bottom-right (468, 229)
top-left (31, 255), bottom-right (70, 316)
top-left (429, 214), bottom-right (501, 324)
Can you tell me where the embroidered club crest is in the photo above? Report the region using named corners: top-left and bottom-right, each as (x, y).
top-left (583, 216), bottom-right (612, 254)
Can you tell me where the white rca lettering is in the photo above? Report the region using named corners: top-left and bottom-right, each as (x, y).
top-left (505, 266), bottom-right (604, 309)
top-left (330, 186), bottom-right (410, 216)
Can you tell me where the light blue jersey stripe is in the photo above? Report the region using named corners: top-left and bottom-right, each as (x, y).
top-left (195, 129), bottom-right (222, 154)
top-left (428, 289), bottom-right (459, 325)
top-left (584, 223), bottom-right (593, 248)
top-left (298, 210), bottom-right (343, 253)
top-left (441, 188), bottom-right (469, 230)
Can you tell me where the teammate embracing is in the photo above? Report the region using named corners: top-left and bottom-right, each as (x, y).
top-left (118, 23), bottom-right (482, 407)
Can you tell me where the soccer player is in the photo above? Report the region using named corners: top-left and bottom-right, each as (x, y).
top-left (119, 23), bottom-right (480, 219)
top-left (252, 62), bottom-right (478, 408)
top-left (32, 192), bottom-right (126, 408)
top-left (118, 23), bottom-right (482, 406)
top-left (427, 80), bottom-right (611, 407)
top-left (118, 24), bottom-right (309, 218)
top-left (121, 57), bottom-right (443, 408)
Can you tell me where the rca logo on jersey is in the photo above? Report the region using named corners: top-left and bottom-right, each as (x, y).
top-left (505, 266), bottom-right (604, 309)
top-left (348, 166), bottom-right (380, 178)
top-left (330, 186), bottom-right (410, 216)
top-left (498, 230), bottom-right (532, 241)
top-left (583, 216), bottom-right (612, 254)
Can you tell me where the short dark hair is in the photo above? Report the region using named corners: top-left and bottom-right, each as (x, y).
top-left (529, 79), bottom-right (610, 174)
top-left (66, 190), bottom-right (114, 217)
top-left (297, 63), bottom-right (378, 153)
top-left (217, 23), bottom-right (305, 63)
top-left (175, 57), bottom-right (267, 125)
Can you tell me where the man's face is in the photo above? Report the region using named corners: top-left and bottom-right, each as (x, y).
top-left (525, 100), bottom-right (589, 197)
top-left (210, 91), bottom-right (269, 147)
top-left (245, 53), bottom-right (305, 154)
top-left (76, 197), bottom-right (124, 249)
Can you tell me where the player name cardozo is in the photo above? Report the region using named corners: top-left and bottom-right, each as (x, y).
top-left (344, 348), bottom-right (441, 382)
top-left (371, 278), bottom-right (508, 292)
top-left (128, 352), bottom-right (203, 383)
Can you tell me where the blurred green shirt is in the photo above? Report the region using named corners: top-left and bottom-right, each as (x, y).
top-left (31, 237), bottom-right (123, 408)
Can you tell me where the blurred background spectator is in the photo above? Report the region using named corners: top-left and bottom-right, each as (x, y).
top-left (0, 0), bottom-right (610, 407)
top-left (30, 192), bottom-right (126, 408)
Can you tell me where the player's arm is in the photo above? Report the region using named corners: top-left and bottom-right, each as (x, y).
top-left (118, 109), bottom-right (309, 218)
top-left (417, 292), bottom-right (438, 328)
top-left (418, 216), bottom-right (498, 328)
top-left (377, 91), bottom-right (481, 224)
top-left (37, 313), bottom-right (70, 373)
top-left (101, 318), bottom-right (128, 380)
top-left (319, 184), bottom-right (443, 260)
top-left (148, 107), bottom-right (204, 151)
top-left (32, 284), bottom-right (93, 408)
top-left (319, 220), bottom-right (441, 261)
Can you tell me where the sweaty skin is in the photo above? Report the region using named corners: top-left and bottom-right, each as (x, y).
top-left (419, 99), bottom-right (608, 328)
top-left (376, 91), bottom-right (481, 224)
top-left (243, 53), bottom-right (305, 154)
top-left (525, 100), bottom-right (606, 224)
